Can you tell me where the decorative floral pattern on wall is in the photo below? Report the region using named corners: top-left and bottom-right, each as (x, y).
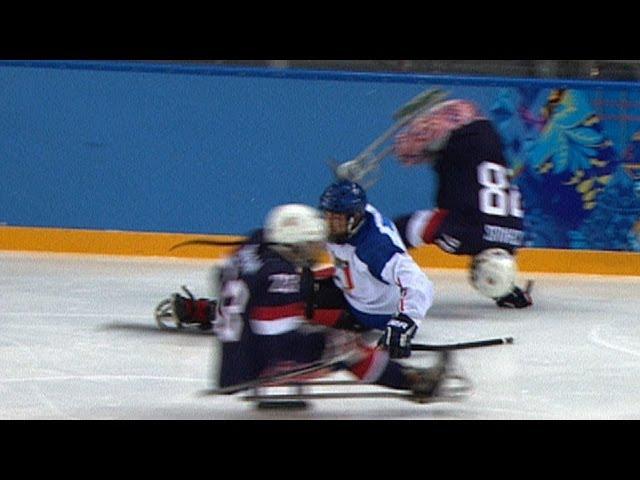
top-left (489, 87), bottom-right (640, 251)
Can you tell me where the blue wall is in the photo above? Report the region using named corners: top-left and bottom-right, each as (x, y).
top-left (1, 61), bottom-right (639, 251)
top-left (0, 61), bottom-right (444, 234)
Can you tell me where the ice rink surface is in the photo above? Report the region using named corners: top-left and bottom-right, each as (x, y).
top-left (2, 250), bottom-right (640, 420)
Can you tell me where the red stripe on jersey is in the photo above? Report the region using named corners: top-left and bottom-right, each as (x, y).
top-left (349, 346), bottom-right (377, 380)
top-left (396, 278), bottom-right (405, 313)
top-left (311, 309), bottom-right (343, 327)
top-left (421, 208), bottom-right (449, 244)
top-left (251, 302), bottom-right (305, 321)
top-left (313, 266), bottom-right (336, 280)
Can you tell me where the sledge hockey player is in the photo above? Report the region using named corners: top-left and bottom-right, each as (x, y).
top-left (159, 286), bottom-right (217, 331)
top-left (340, 98), bottom-right (532, 309)
top-left (312, 179), bottom-right (434, 359)
top-left (209, 203), bottom-right (450, 400)
top-left (160, 182), bottom-right (433, 361)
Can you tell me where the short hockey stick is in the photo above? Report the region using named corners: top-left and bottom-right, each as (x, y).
top-left (333, 88), bottom-right (449, 186)
top-left (168, 238), bottom-right (247, 252)
top-left (412, 336), bottom-right (514, 351)
top-left (353, 89), bottom-right (447, 162)
top-left (168, 235), bottom-right (299, 252)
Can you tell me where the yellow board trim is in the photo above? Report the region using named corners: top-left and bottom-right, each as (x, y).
top-left (1, 225), bottom-right (639, 276)
top-left (409, 246), bottom-right (640, 276)
top-left (0, 226), bottom-right (244, 259)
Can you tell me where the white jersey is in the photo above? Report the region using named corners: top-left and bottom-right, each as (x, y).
top-left (326, 204), bottom-right (434, 327)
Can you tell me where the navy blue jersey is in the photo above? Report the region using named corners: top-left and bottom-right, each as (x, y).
top-left (435, 120), bottom-right (523, 228)
top-left (434, 120), bottom-right (524, 254)
top-left (214, 230), bottom-right (325, 389)
top-left (435, 120), bottom-right (524, 230)
top-left (394, 120), bottom-right (525, 255)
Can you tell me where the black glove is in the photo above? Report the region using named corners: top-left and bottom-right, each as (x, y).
top-left (496, 285), bottom-right (533, 309)
top-left (378, 313), bottom-right (417, 359)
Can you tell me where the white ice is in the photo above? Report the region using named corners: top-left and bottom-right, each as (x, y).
top-left (1, 250), bottom-right (640, 420)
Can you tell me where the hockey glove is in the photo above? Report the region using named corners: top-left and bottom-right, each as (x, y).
top-left (378, 313), bottom-right (417, 359)
top-left (171, 287), bottom-right (217, 329)
top-left (496, 285), bottom-right (532, 309)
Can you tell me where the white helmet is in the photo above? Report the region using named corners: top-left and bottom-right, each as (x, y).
top-left (469, 248), bottom-right (517, 299)
top-left (264, 204), bottom-right (327, 246)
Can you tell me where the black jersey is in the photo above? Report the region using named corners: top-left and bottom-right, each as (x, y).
top-left (436, 120), bottom-right (523, 225)
top-left (434, 120), bottom-right (524, 253)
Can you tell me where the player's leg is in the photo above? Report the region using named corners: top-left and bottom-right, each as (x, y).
top-left (469, 249), bottom-right (533, 308)
top-left (396, 211), bottom-right (532, 308)
top-left (267, 327), bottom-right (450, 399)
top-left (394, 209), bottom-right (451, 249)
top-left (494, 280), bottom-right (533, 308)
top-left (345, 343), bottom-right (450, 400)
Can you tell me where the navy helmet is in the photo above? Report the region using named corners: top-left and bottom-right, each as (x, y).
top-left (319, 180), bottom-right (367, 216)
top-left (319, 180), bottom-right (368, 243)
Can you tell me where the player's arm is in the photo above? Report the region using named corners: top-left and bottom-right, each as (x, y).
top-left (378, 252), bottom-right (435, 358)
top-left (386, 253), bottom-right (434, 323)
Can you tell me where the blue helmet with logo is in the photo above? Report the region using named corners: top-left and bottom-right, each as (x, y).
top-left (319, 180), bottom-right (367, 216)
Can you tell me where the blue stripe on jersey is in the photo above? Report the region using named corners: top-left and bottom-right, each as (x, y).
top-left (349, 210), bottom-right (404, 282)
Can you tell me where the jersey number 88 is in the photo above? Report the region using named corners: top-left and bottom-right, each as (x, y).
top-left (477, 161), bottom-right (524, 218)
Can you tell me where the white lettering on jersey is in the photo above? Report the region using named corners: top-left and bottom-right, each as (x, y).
top-left (483, 225), bottom-right (524, 246)
top-left (268, 274), bottom-right (300, 293)
top-left (477, 161), bottom-right (524, 218)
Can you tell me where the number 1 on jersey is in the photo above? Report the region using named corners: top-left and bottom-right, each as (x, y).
top-left (335, 257), bottom-right (355, 290)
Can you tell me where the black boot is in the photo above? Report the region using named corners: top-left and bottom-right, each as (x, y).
top-left (404, 350), bottom-right (450, 403)
top-left (496, 282), bottom-right (533, 309)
